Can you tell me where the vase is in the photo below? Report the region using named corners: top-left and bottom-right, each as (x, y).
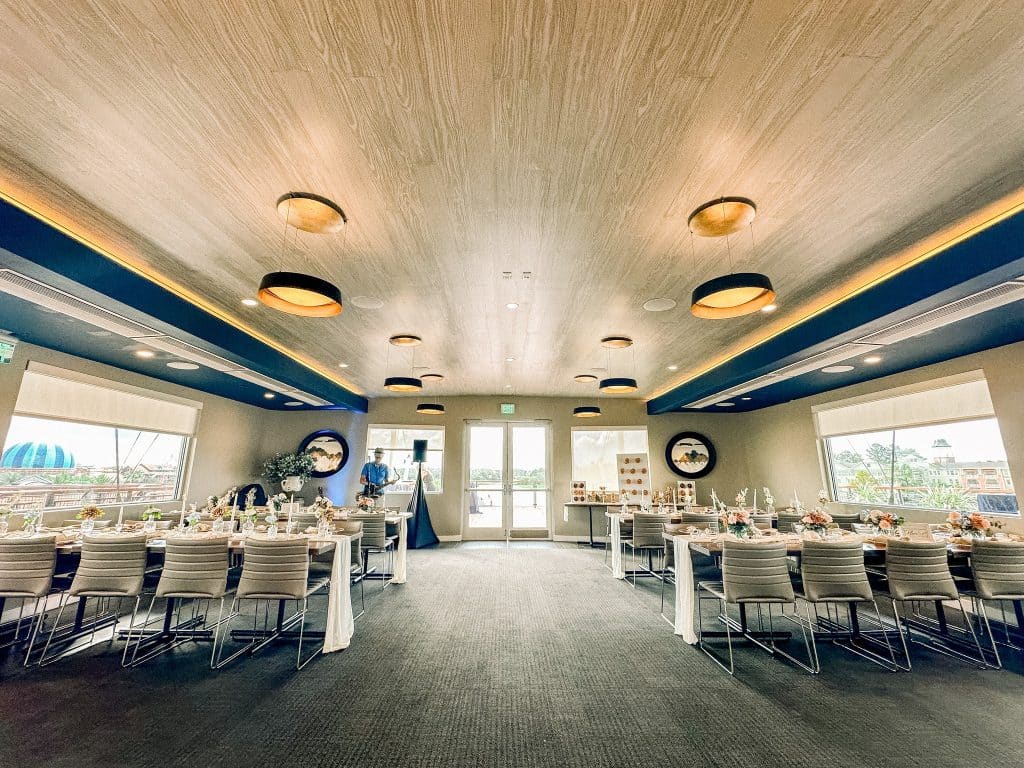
top-left (81, 518), bottom-right (95, 534)
top-left (281, 476), bottom-right (304, 493)
top-left (143, 519), bottom-right (157, 533)
top-left (242, 520), bottom-right (255, 536)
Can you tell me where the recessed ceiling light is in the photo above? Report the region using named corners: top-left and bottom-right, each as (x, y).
top-left (864, 355), bottom-right (883, 364)
top-left (643, 298), bottom-right (677, 312)
top-left (421, 373), bottom-right (445, 382)
top-left (263, 392), bottom-right (276, 399)
top-left (667, 365), bottom-right (679, 371)
top-left (740, 397), bottom-right (752, 401)
top-left (389, 334), bottom-right (422, 347)
top-left (715, 402), bottom-right (735, 407)
top-left (573, 374), bottom-right (598, 383)
top-left (505, 302), bottom-right (519, 310)
top-left (338, 362), bottom-right (350, 368)
top-left (241, 298), bottom-right (259, 307)
top-left (351, 296), bottom-right (384, 310)
top-left (821, 365), bottom-right (854, 374)
top-left (505, 356), bottom-right (516, 362)
top-left (87, 330), bottom-right (113, 337)
top-left (167, 361), bottom-right (199, 370)
top-left (284, 401), bottom-right (303, 407)
top-left (134, 349), bottom-right (155, 359)
top-left (504, 384), bottom-right (513, 389)
top-left (761, 303), bottom-right (778, 313)
top-left (601, 336), bottom-right (633, 349)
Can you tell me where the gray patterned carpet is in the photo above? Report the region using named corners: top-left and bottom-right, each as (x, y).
top-left (1, 542), bottom-right (1022, 768)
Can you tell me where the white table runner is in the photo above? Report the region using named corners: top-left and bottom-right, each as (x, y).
top-left (323, 534), bottom-right (356, 653)
top-left (390, 513), bottom-right (409, 585)
top-left (672, 535), bottom-right (698, 644)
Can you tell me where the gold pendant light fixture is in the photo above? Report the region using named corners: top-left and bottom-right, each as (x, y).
top-left (689, 197), bottom-right (777, 318)
top-left (598, 337), bottom-right (639, 394)
top-left (383, 335), bottom-right (423, 392)
top-left (258, 193), bottom-right (345, 317)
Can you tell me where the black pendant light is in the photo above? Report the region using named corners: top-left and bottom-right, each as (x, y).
top-left (385, 376), bottom-right (422, 392)
top-left (259, 193), bottom-right (345, 317)
top-left (258, 271), bottom-right (343, 317)
top-left (688, 197), bottom-right (776, 319)
top-left (416, 403), bottom-right (445, 415)
top-left (598, 377), bottom-right (638, 394)
top-left (573, 405), bottom-right (601, 418)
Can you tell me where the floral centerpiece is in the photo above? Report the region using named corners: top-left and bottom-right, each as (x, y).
top-left (762, 487), bottom-right (775, 512)
top-left (947, 511), bottom-right (1001, 539)
top-left (209, 504), bottom-right (227, 519)
top-left (800, 508), bottom-right (834, 536)
top-left (734, 487), bottom-right (749, 508)
top-left (726, 507), bottom-right (755, 538)
top-left (356, 495), bottom-right (375, 512)
top-left (865, 509), bottom-right (905, 536)
top-left (262, 452), bottom-right (315, 489)
top-left (142, 506), bottom-right (162, 521)
top-left (245, 487), bottom-right (258, 509)
top-left (269, 493), bottom-right (287, 513)
top-left (22, 509), bottom-right (41, 534)
top-left (77, 505), bottom-right (104, 521)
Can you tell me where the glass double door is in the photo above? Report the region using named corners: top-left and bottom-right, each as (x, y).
top-left (464, 422), bottom-right (550, 540)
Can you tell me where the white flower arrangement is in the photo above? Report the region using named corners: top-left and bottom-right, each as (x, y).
top-left (269, 493), bottom-right (288, 512)
top-left (735, 487), bottom-right (748, 507)
top-left (762, 487), bottom-right (774, 507)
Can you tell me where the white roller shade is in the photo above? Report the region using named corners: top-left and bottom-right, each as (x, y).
top-left (15, 362), bottom-right (201, 436)
top-left (815, 372), bottom-right (994, 438)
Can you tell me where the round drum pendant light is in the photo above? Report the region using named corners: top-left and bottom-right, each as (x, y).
top-left (384, 376), bottom-right (423, 392)
top-left (573, 405), bottom-right (602, 418)
top-left (600, 336), bottom-right (633, 349)
top-left (599, 377), bottom-right (638, 394)
top-left (389, 334), bottom-right (423, 347)
top-left (258, 272), bottom-right (343, 317)
top-left (573, 373), bottom-right (598, 383)
top-left (690, 272), bottom-right (776, 319)
top-left (416, 403), bottom-right (445, 415)
top-left (687, 197), bottom-right (756, 237)
top-left (276, 192), bottom-right (348, 234)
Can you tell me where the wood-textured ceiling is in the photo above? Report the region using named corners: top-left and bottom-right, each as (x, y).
top-left (0, 0), bottom-right (1023, 399)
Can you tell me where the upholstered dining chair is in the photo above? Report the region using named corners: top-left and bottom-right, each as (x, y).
top-left (799, 540), bottom-right (899, 672)
top-left (961, 540), bottom-right (1024, 669)
top-left (214, 537), bottom-right (328, 670)
top-left (828, 510), bottom-right (862, 531)
top-left (677, 512), bottom-right (720, 534)
top-left (883, 539), bottom-right (988, 670)
top-left (624, 512), bottom-right (670, 586)
top-left (349, 512), bottom-right (396, 593)
top-left (776, 510), bottom-right (803, 533)
top-left (0, 535), bottom-right (57, 665)
top-left (697, 540), bottom-right (815, 675)
top-left (128, 536), bottom-right (232, 667)
top-left (39, 534), bottom-right (149, 667)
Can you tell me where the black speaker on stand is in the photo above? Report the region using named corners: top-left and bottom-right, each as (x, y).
top-left (406, 439), bottom-right (438, 548)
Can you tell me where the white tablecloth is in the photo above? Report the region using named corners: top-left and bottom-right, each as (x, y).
top-left (390, 513), bottom-right (410, 585)
top-left (323, 534), bottom-right (356, 653)
top-left (671, 535), bottom-right (698, 644)
top-left (610, 514), bottom-right (625, 579)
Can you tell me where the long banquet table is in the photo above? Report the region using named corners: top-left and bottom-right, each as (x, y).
top-left (0, 513), bottom-right (412, 656)
top-left (662, 531), bottom-right (976, 645)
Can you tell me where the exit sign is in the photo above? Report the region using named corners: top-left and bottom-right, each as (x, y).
top-left (500, 403), bottom-right (515, 415)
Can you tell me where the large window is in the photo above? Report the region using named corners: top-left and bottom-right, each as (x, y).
top-left (570, 427), bottom-right (648, 490)
top-left (365, 425), bottom-right (444, 493)
top-left (817, 373), bottom-right (1017, 514)
top-left (0, 363), bottom-right (199, 511)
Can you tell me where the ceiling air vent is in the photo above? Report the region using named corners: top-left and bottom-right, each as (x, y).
top-left (224, 369), bottom-right (295, 395)
top-left (282, 390), bottom-right (332, 407)
top-left (857, 279), bottom-right (1024, 346)
top-left (0, 269), bottom-right (160, 339)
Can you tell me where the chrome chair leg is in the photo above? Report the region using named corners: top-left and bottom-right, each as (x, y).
top-left (37, 593), bottom-right (71, 667)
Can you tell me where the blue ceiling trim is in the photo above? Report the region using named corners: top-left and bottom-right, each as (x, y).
top-left (648, 208), bottom-right (1024, 415)
top-left (0, 199), bottom-right (367, 412)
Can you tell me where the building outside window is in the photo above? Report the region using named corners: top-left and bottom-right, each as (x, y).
top-left (817, 372), bottom-right (1017, 514)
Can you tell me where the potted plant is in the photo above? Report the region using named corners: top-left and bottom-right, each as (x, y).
top-left (262, 452), bottom-right (315, 493)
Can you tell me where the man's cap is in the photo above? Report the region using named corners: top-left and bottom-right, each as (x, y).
top-left (373, 447), bottom-right (385, 455)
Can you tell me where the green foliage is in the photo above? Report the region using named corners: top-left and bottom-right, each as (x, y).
top-left (262, 452), bottom-right (315, 483)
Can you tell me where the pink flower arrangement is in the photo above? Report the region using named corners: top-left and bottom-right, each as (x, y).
top-left (800, 508), bottom-right (833, 534)
top-left (866, 509), bottom-right (905, 534)
top-left (948, 511), bottom-right (1000, 537)
top-left (726, 508), bottom-right (754, 537)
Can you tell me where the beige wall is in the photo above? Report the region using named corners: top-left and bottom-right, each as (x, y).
top-left (0, 340), bottom-right (267, 525)
top-left (743, 340), bottom-right (1024, 533)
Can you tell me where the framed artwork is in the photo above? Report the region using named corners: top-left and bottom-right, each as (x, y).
top-left (665, 432), bottom-right (716, 479)
top-left (298, 429), bottom-right (349, 478)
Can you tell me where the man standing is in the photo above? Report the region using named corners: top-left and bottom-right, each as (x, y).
top-left (359, 447), bottom-right (396, 498)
